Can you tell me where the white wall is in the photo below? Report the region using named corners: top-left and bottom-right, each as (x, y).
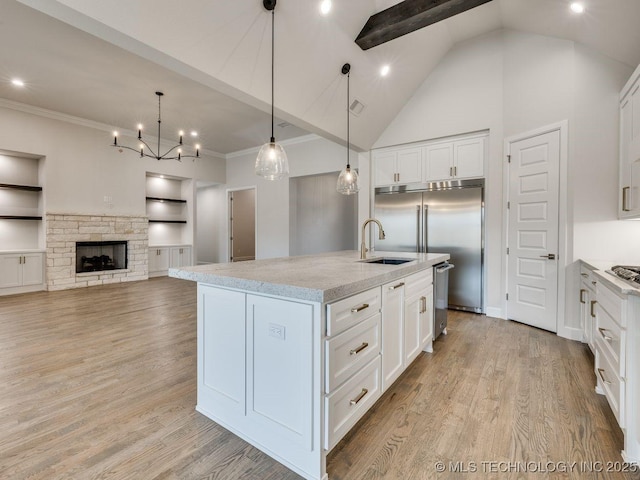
top-left (214, 135), bottom-right (369, 262)
top-left (373, 29), bottom-right (635, 336)
top-left (196, 185), bottom-right (220, 264)
top-left (0, 105), bottom-right (226, 253)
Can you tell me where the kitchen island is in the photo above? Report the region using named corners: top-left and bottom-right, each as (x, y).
top-left (170, 250), bottom-right (448, 480)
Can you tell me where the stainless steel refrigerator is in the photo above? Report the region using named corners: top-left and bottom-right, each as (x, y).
top-left (374, 179), bottom-right (484, 313)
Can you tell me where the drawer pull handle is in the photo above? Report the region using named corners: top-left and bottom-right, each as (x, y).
top-left (592, 281), bottom-right (597, 286)
top-left (597, 368), bottom-right (612, 386)
top-left (389, 282), bottom-right (405, 291)
top-left (598, 328), bottom-right (613, 342)
top-left (350, 342), bottom-right (369, 356)
top-left (623, 186), bottom-right (631, 212)
top-left (349, 388), bottom-right (369, 406)
top-left (580, 273), bottom-right (588, 278)
top-left (590, 300), bottom-right (597, 318)
top-left (350, 303), bottom-right (369, 313)
top-left (579, 289), bottom-right (586, 304)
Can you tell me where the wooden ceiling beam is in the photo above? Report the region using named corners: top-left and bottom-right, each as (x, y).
top-left (356, 0), bottom-right (493, 50)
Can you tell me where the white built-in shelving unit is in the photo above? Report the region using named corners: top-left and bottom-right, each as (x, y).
top-left (0, 152), bottom-right (45, 295)
top-left (146, 173), bottom-right (193, 277)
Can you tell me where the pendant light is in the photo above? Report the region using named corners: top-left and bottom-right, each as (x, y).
top-left (337, 63), bottom-right (360, 195)
top-left (255, 0), bottom-right (289, 180)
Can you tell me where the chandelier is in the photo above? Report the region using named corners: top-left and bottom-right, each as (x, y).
top-left (112, 91), bottom-right (200, 161)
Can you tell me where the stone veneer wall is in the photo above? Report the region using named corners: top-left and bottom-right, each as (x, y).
top-left (46, 214), bottom-right (149, 291)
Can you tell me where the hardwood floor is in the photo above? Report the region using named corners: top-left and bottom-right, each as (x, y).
top-left (0, 278), bottom-right (637, 479)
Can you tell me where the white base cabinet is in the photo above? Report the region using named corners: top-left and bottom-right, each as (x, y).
top-left (149, 245), bottom-right (191, 277)
top-left (195, 266), bottom-right (436, 480)
top-left (589, 274), bottom-right (640, 465)
top-left (0, 251), bottom-right (45, 295)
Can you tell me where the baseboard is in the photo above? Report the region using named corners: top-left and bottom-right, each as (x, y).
top-left (485, 307), bottom-right (503, 319)
top-left (557, 326), bottom-right (583, 342)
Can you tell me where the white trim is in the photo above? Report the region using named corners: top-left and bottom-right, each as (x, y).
top-left (372, 129), bottom-right (490, 152)
top-left (485, 307), bottom-right (504, 319)
top-left (0, 98), bottom-right (226, 159)
top-left (503, 120), bottom-right (569, 336)
top-left (226, 186), bottom-right (257, 263)
top-left (226, 134), bottom-right (322, 159)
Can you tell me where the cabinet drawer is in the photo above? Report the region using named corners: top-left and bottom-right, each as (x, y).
top-left (596, 347), bottom-right (625, 428)
top-left (324, 356), bottom-right (381, 451)
top-left (597, 282), bottom-right (625, 328)
top-left (327, 287), bottom-right (381, 336)
top-left (325, 314), bottom-right (381, 392)
top-left (404, 269), bottom-right (432, 299)
top-left (595, 303), bottom-right (625, 378)
top-left (579, 265), bottom-right (597, 293)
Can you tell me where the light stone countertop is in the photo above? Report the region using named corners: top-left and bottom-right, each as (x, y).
top-left (581, 259), bottom-right (640, 297)
top-left (169, 250), bottom-right (449, 303)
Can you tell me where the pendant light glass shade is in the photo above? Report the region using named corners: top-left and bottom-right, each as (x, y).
top-left (337, 63), bottom-right (360, 195)
top-left (256, 139), bottom-right (289, 180)
top-left (255, 0), bottom-right (288, 180)
top-left (337, 164), bottom-right (360, 195)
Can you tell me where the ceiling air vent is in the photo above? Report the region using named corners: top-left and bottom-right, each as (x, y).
top-left (349, 99), bottom-right (365, 116)
top-left (277, 121), bottom-right (292, 128)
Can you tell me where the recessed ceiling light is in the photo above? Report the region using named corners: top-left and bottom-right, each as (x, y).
top-left (320, 0), bottom-right (331, 15)
top-left (190, 131), bottom-right (198, 137)
top-left (11, 78), bottom-right (25, 87)
top-left (380, 65), bottom-right (390, 77)
top-left (570, 2), bottom-right (585, 13)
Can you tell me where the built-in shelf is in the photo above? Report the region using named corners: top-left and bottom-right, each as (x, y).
top-left (0, 215), bottom-right (43, 220)
top-left (145, 196), bottom-right (187, 204)
top-left (149, 220), bottom-right (187, 224)
top-left (0, 183), bottom-right (43, 192)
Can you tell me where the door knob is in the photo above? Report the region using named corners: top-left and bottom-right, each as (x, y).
top-left (539, 254), bottom-right (556, 260)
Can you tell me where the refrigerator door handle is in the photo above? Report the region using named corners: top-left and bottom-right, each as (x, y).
top-left (416, 205), bottom-right (421, 253)
top-left (423, 204), bottom-right (428, 253)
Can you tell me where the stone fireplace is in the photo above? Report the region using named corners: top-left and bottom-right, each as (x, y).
top-left (46, 214), bottom-right (148, 291)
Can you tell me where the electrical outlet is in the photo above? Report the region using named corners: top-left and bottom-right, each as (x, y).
top-left (268, 323), bottom-right (285, 340)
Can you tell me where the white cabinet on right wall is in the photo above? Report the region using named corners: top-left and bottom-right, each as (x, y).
top-left (619, 63), bottom-right (640, 219)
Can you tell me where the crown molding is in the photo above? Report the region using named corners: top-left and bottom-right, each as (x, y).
top-left (0, 98), bottom-right (226, 160)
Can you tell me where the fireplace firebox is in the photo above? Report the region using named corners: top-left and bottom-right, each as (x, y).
top-left (76, 241), bottom-right (128, 273)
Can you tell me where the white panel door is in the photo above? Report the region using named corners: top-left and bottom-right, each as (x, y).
top-left (424, 143), bottom-right (453, 181)
top-left (373, 151), bottom-right (397, 186)
top-left (21, 253), bottom-right (43, 286)
top-left (396, 148), bottom-right (422, 184)
top-left (0, 254), bottom-right (22, 288)
top-left (381, 279), bottom-right (404, 390)
top-left (507, 129), bottom-right (560, 332)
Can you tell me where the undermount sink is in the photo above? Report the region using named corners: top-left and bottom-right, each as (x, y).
top-left (360, 257), bottom-right (413, 265)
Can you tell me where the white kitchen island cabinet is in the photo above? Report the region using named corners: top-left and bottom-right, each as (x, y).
top-left (171, 250), bottom-right (447, 480)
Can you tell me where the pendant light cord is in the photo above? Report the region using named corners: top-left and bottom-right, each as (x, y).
top-left (346, 70), bottom-right (350, 168)
top-left (270, 9), bottom-right (275, 143)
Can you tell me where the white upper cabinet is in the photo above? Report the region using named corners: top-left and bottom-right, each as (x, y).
top-left (619, 64), bottom-right (640, 219)
top-left (373, 147), bottom-right (422, 186)
top-left (373, 133), bottom-right (486, 188)
top-left (424, 136), bottom-right (485, 182)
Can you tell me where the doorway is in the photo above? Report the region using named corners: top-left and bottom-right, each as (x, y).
top-left (228, 188), bottom-right (256, 262)
top-left (505, 122), bottom-right (567, 333)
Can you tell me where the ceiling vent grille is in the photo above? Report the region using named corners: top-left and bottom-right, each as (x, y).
top-left (349, 99), bottom-right (365, 116)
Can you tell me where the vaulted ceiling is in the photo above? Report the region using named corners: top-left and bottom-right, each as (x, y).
top-left (2, 0), bottom-right (640, 156)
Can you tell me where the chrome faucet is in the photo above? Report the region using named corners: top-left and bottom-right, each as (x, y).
top-left (360, 218), bottom-right (386, 259)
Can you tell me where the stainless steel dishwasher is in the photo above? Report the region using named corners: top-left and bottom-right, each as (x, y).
top-left (434, 261), bottom-right (454, 339)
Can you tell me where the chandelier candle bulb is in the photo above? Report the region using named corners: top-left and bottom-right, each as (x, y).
top-left (113, 132), bottom-right (118, 146)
